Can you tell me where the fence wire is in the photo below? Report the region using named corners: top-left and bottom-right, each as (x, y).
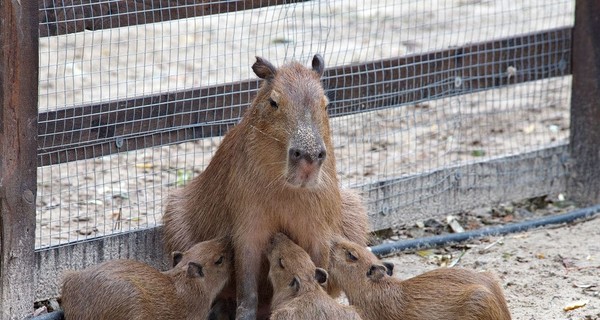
top-left (37, 0), bottom-right (574, 248)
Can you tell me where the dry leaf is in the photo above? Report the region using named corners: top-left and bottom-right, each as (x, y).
top-left (135, 163), bottom-right (154, 169)
top-left (77, 227), bottom-right (97, 236)
top-left (535, 253), bottom-right (545, 259)
top-left (416, 250), bottom-right (435, 258)
top-left (523, 124), bottom-right (535, 134)
top-left (447, 215), bottom-right (465, 233)
top-left (563, 300), bottom-right (588, 311)
top-left (573, 283), bottom-right (597, 289)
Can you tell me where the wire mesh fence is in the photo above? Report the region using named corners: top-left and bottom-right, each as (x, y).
top-left (36, 0), bottom-right (574, 248)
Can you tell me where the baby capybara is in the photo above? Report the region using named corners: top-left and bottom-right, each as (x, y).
top-left (60, 237), bottom-right (231, 320)
top-left (329, 238), bottom-right (512, 320)
top-left (162, 54), bottom-right (369, 319)
top-left (267, 233), bottom-right (362, 320)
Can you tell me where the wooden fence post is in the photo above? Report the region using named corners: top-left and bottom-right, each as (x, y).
top-left (0, 1), bottom-right (39, 319)
top-left (569, 0), bottom-right (600, 204)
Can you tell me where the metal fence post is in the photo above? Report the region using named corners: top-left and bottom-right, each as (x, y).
top-left (569, 0), bottom-right (600, 204)
top-left (0, 1), bottom-right (39, 319)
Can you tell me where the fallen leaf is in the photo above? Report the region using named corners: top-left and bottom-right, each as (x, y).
top-left (523, 124), bottom-right (536, 134)
top-left (573, 283), bottom-right (597, 289)
top-left (135, 163), bottom-right (154, 169)
top-left (563, 300), bottom-right (588, 312)
top-left (536, 253), bottom-right (545, 259)
top-left (471, 150), bottom-right (486, 157)
top-left (447, 215), bottom-right (465, 233)
top-left (176, 169), bottom-right (194, 186)
top-left (502, 214), bottom-right (514, 223)
top-left (448, 250), bottom-right (467, 268)
top-left (84, 199), bottom-right (104, 205)
top-left (416, 250), bottom-right (435, 258)
top-left (77, 227), bottom-right (97, 236)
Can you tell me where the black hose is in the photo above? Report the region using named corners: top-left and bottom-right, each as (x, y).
top-left (370, 204), bottom-right (600, 257)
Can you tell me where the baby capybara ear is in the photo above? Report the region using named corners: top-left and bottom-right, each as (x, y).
top-left (187, 262), bottom-right (204, 278)
top-left (314, 268), bottom-right (328, 287)
top-left (289, 276), bottom-right (300, 293)
top-left (311, 54), bottom-right (325, 77)
top-left (172, 251), bottom-right (183, 267)
top-left (383, 262), bottom-right (395, 276)
top-left (252, 56), bottom-right (277, 80)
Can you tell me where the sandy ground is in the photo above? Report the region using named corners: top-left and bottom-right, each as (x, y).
top-left (35, 0), bottom-right (575, 248)
top-left (381, 216), bottom-right (600, 320)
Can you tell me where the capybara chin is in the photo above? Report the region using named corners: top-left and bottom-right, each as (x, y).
top-left (329, 238), bottom-right (512, 320)
top-left (60, 237), bottom-right (232, 320)
top-left (267, 233), bottom-right (362, 320)
top-left (162, 54), bottom-right (369, 320)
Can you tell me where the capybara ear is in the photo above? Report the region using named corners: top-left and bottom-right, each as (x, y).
top-left (314, 268), bottom-right (328, 287)
top-left (252, 56), bottom-right (277, 80)
top-left (187, 262), bottom-right (204, 278)
top-left (172, 251), bottom-right (183, 267)
top-left (383, 262), bottom-right (395, 276)
top-left (289, 276), bottom-right (300, 293)
top-left (311, 54), bottom-right (325, 77)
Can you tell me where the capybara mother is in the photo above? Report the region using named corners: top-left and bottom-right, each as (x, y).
top-left (162, 54), bottom-right (369, 320)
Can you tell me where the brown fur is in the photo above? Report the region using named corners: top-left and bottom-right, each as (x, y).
top-left (329, 239), bottom-right (512, 320)
top-left (162, 55), bottom-right (369, 319)
top-left (61, 237), bottom-right (231, 320)
top-left (267, 233), bottom-right (362, 320)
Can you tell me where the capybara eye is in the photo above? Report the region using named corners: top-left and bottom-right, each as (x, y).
top-left (279, 258), bottom-right (285, 269)
top-left (269, 98), bottom-right (278, 109)
top-left (346, 250), bottom-right (358, 262)
top-left (215, 256), bottom-right (224, 265)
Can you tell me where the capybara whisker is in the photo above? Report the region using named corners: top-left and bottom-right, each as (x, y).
top-left (251, 124), bottom-right (283, 143)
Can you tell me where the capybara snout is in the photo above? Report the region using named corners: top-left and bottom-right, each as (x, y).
top-left (251, 54), bottom-right (331, 189)
top-left (288, 138), bottom-right (326, 165)
top-left (366, 264), bottom-right (387, 280)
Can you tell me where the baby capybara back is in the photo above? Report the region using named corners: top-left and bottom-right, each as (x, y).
top-left (267, 233), bottom-right (362, 320)
top-left (162, 54), bottom-right (369, 319)
top-left (60, 237), bottom-right (231, 320)
top-left (329, 238), bottom-right (512, 320)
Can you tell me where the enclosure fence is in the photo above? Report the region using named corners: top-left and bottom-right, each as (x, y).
top-left (1, 0), bottom-right (599, 318)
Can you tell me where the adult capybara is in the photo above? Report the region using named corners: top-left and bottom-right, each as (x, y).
top-left (60, 237), bottom-right (232, 320)
top-left (162, 54), bottom-right (369, 319)
top-left (329, 238), bottom-right (512, 320)
top-left (267, 233), bottom-right (362, 320)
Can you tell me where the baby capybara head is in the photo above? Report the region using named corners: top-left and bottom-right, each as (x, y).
top-left (250, 54), bottom-right (331, 189)
top-left (329, 238), bottom-right (394, 286)
top-left (267, 233), bottom-right (329, 300)
top-left (171, 236), bottom-right (232, 293)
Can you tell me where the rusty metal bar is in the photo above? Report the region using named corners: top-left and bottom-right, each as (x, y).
top-left (0, 0), bottom-right (39, 318)
top-left (568, 0), bottom-right (600, 204)
top-left (37, 27), bottom-right (571, 166)
top-left (39, 0), bottom-right (309, 37)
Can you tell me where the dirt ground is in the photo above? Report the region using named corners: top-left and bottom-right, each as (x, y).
top-left (374, 197), bottom-right (600, 320)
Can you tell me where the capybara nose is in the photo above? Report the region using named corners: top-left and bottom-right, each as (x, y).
top-left (367, 264), bottom-right (387, 279)
top-left (288, 147), bottom-right (327, 165)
